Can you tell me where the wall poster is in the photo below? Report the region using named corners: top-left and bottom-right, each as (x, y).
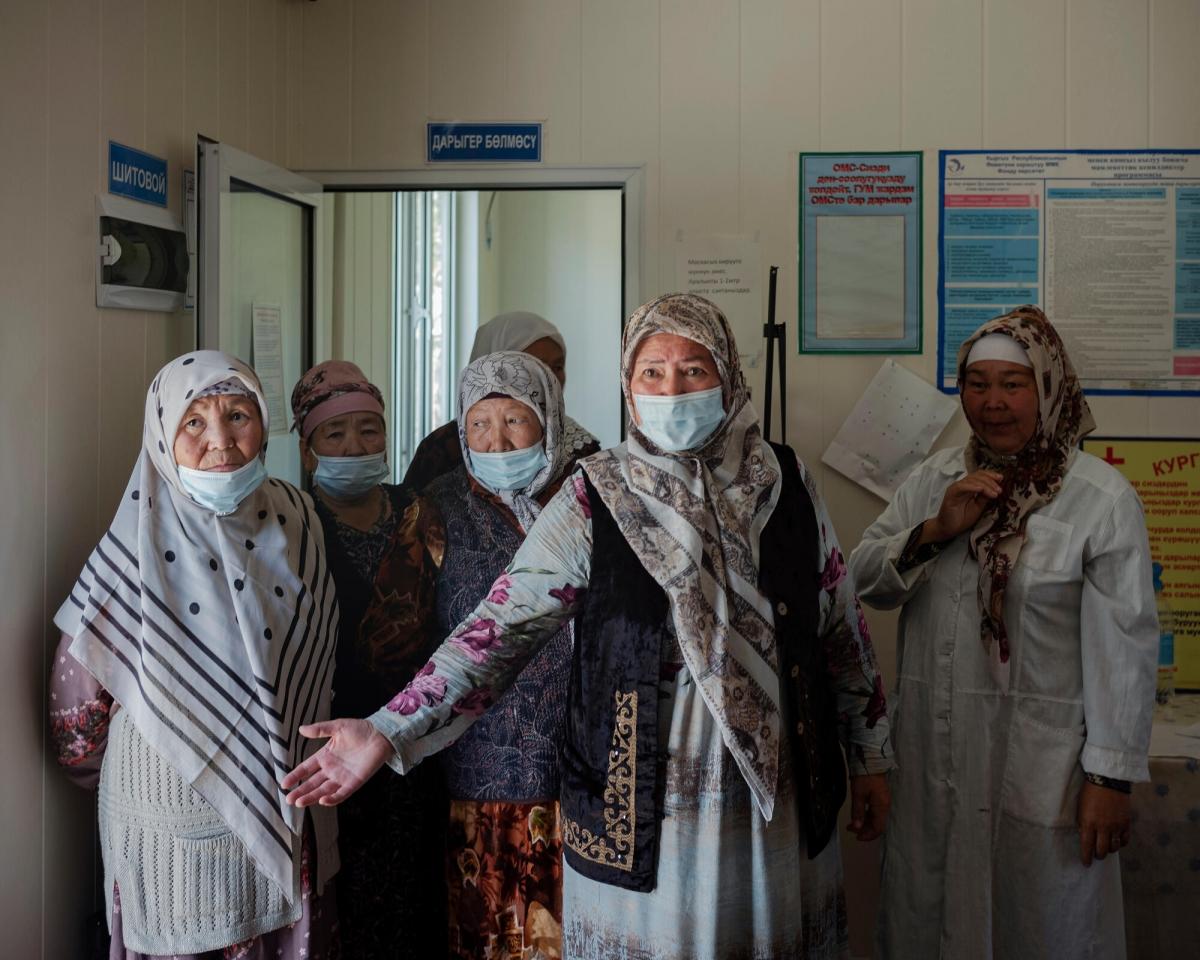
top-left (799, 152), bottom-right (922, 354)
top-left (939, 149), bottom-right (1200, 395)
top-left (1081, 437), bottom-right (1200, 689)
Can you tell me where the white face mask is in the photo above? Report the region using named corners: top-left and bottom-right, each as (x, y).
top-left (633, 385), bottom-right (725, 452)
top-left (468, 444), bottom-right (549, 491)
top-left (313, 452), bottom-right (389, 500)
top-left (177, 458), bottom-right (267, 516)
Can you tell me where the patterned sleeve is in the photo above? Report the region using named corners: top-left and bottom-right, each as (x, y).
top-left (368, 472), bottom-right (594, 774)
top-left (49, 632), bottom-right (113, 789)
top-left (802, 459), bottom-right (895, 776)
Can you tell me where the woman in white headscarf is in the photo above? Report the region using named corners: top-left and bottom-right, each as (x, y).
top-left (849, 306), bottom-right (1157, 959)
top-left (50, 351), bottom-right (339, 959)
top-left (284, 294), bottom-right (893, 960)
top-left (402, 310), bottom-right (599, 491)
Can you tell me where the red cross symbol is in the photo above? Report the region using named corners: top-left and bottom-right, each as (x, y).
top-left (1103, 446), bottom-right (1125, 465)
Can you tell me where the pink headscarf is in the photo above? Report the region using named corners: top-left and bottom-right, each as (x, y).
top-left (290, 360), bottom-right (385, 439)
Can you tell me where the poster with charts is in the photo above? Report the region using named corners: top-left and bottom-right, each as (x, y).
top-left (1081, 437), bottom-right (1200, 689)
top-left (938, 150), bottom-right (1200, 395)
top-left (822, 359), bottom-right (957, 501)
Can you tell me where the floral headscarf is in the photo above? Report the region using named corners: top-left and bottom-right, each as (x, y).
top-left (957, 305), bottom-right (1096, 690)
top-left (581, 293), bottom-right (787, 820)
top-left (290, 359), bottom-right (385, 439)
top-left (457, 351), bottom-right (569, 533)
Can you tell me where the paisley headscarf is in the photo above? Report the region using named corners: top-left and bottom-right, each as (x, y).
top-left (456, 351), bottom-right (569, 533)
top-left (957, 305), bottom-right (1095, 691)
top-left (54, 350), bottom-right (339, 899)
top-left (581, 293), bottom-right (787, 820)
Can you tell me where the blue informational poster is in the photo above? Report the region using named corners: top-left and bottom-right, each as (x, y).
top-left (799, 152), bottom-right (922, 353)
top-left (426, 123), bottom-right (542, 163)
top-left (938, 150), bottom-right (1200, 396)
top-left (108, 141), bottom-right (168, 207)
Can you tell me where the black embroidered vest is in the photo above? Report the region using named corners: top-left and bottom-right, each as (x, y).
top-left (561, 443), bottom-right (846, 891)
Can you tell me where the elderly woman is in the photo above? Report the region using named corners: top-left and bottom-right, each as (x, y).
top-left (402, 310), bottom-right (599, 491)
top-left (421, 351), bottom-right (583, 959)
top-left (848, 306), bottom-right (1157, 959)
top-left (285, 294), bottom-right (893, 960)
top-left (290, 360), bottom-right (448, 958)
top-left (50, 351), bottom-right (338, 959)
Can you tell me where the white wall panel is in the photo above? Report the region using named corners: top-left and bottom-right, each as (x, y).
top-left (902, 0), bottom-right (983, 149)
top-left (660, 0), bottom-right (740, 241)
top-left (1150, 0), bottom-right (1200, 145)
top-left (429, 0), bottom-right (510, 120)
top-left (820, 0), bottom-right (901, 150)
top-left (352, 0), bottom-right (426, 167)
top-left (299, 0), bottom-right (353, 168)
top-left (984, 0), bottom-right (1067, 147)
top-left (247, 0), bottom-right (278, 161)
top-left (219, 0), bottom-right (250, 150)
top-left (1067, 0), bottom-right (1149, 147)
top-left (580, 0), bottom-right (660, 293)
top-left (504, 0), bottom-right (583, 163)
top-left (186, 0), bottom-right (222, 141)
top-left (0, 3), bottom-right (48, 955)
top-left (739, 0), bottom-right (821, 461)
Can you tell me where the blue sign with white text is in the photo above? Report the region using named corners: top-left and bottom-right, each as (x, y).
top-left (427, 123), bottom-right (542, 163)
top-left (109, 141), bottom-right (168, 206)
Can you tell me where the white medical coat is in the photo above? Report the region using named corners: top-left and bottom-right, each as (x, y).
top-left (849, 447), bottom-right (1157, 960)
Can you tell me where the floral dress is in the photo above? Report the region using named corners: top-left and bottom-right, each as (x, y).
top-left (370, 460), bottom-right (893, 960)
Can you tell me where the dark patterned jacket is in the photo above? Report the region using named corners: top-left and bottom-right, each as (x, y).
top-left (562, 443), bottom-right (847, 892)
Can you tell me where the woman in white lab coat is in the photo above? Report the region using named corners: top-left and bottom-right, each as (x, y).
top-left (849, 305), bottom-right (1157, 959)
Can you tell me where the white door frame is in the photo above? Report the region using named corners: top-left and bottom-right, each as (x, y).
top-left (297, 165), bottom-right (644, 321)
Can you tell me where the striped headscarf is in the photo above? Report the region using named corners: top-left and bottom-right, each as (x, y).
top-left (957, 305), bottom-right (1096, 691)
top-left (54, 350), bottom-right (339, 899)
top-left (581, 294), bottom-right (787, 820)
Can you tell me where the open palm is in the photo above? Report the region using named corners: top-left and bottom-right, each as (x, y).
top-left (281, 717), bottom-right (396, 807)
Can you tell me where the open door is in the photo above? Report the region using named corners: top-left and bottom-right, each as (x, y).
top-left (196, 137), bottom-right (323, 486)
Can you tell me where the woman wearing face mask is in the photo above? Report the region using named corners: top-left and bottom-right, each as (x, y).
top-left (848, 307), bottom-right (1157, 959)
top-left (290, 360), bottom-right (448, 959)
top-left (50, 351), bottom-right (339, 959)
top-left (402, 310), bottom-right (600, 492)
top-left (414, 351), bottom-right (582, 960)
top-left (283, 295), bottom-right (894, 960)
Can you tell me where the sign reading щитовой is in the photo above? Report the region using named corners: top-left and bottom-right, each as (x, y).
top-left (108, 141), bottom-right (168, 207)
top-left (426, 123), bottom-right (542, 163)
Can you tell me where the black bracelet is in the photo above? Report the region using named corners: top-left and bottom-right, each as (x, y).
top-left (1084, 771), bottom-right (1132, 794)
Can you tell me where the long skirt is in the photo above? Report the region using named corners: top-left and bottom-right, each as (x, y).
top-left (562, 656), bottom-right (849, 960)
top-left (446, 797), bottom-right (564, 959)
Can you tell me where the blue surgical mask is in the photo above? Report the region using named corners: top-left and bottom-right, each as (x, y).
top-left (314, 452), bottom-right (389, 500)
top-left (178, 458), bottom-right (267, 516)
top-left (633, 385), bottom-right (726, 452)
top-left (468, 445), bottom-right (548, 492)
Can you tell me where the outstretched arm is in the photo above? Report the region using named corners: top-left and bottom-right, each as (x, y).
top-left (283, 473), bottom-right (595, 807)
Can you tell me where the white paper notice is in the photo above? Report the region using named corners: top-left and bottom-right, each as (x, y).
top-left (815, 215), bottom-right (906, 339)
top-left (251, 303), bottom-right (287, 435)
top-left (822, 359), bottom-right (957, 500)
top-left (675, 234), bottom-right (763, 367)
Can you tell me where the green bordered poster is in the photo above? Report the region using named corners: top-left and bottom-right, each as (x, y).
top-left (799, 152), bottom-right (922, 354)
top-left (1081, 436), bottom-right (1200, 689)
